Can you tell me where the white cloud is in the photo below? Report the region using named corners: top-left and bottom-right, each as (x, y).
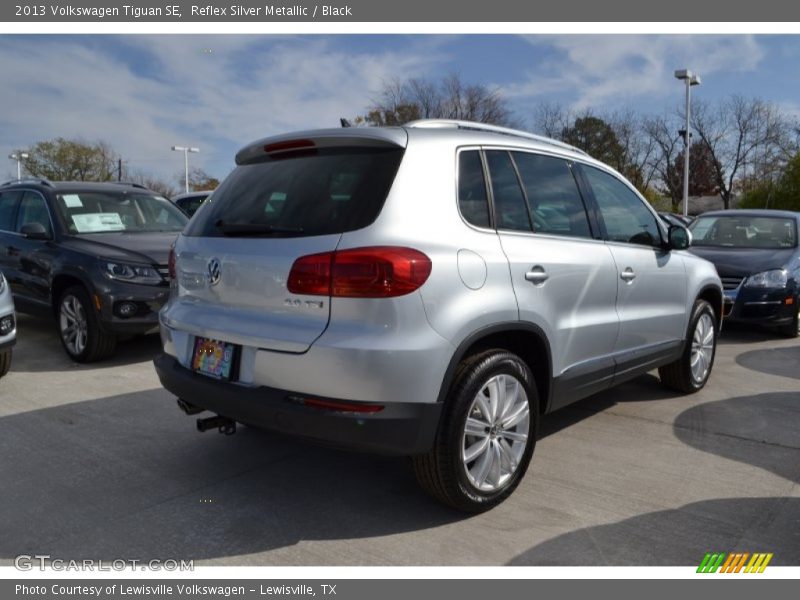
top-left (0, 35), bottom-right (445, 181)
top-left (506, 35), bottom-right (766, 110)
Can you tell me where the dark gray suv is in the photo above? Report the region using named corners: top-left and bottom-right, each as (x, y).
top-left (0, 179), bottom-right (187, 362)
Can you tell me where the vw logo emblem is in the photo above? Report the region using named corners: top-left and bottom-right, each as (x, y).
top-left (207, 258), bottom-right (222, 286)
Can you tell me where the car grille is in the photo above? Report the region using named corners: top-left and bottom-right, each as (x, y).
top-left (720, 276), bottom-right (744, 291)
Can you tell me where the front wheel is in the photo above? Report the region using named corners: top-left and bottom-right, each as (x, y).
top-left (0, 348), bottom-right (11, 378)
top-left (412, 350), bottom-right (538, 512)
top-left (659, 299), bottom-right (718, 393)
top-left (58, 286), bottom-right (117, 363)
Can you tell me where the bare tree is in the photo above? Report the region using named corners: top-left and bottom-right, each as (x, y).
top-left (362, 74), bottom-right (517, 127)
top-left (531, 101), bottom-right (572, 139)
top-left (691, 96), bottom-right (786, 209)
top-left (644, 115), bottom-right (685, 211)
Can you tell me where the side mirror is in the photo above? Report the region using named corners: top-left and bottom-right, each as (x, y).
top-left (20, 222), bottom-right (51, 240)
top-left (668, 224), bottom-right (691, 250)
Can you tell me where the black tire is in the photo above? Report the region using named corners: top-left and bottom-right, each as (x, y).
top-left (57, 285), bottom-right (117, 363)
top-left (0, 349), bottom-right (11, 377)
top-left (412, 350), bottom-right (539, 513)
top-left (659, 299), bottom-right (717, 394)
top-left (778, 300), bottom-right (799, 339)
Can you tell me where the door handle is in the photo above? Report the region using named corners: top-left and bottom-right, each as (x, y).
top-left (525, 266), bottom-right (548, 285)
top-left (620, 267), bottom-right (636, 282)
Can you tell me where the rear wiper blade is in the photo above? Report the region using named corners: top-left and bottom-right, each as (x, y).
top-left (215, 220), bottom-right (304, 236)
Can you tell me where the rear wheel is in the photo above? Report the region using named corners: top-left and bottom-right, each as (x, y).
top-left (412, 350), bottom-right (538, 512)
top-left (0, 349), bottom-right (11, 377)
top-left (659, 299), bottom-right (717, 393)
top-left (58, 286), bottom-right (117, 363)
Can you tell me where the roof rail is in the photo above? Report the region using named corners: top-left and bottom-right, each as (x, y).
top-left (1, 177), bottom-right (55, 188)
top-left (112, 181), bottom-right (148, 190)
top-left (404, 119), bottom-right (587, 156)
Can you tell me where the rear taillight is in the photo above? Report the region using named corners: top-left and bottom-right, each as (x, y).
top-left (288, 246), bottom-right (432, 298)
top-left (168, 245), bottom-right (176, 280)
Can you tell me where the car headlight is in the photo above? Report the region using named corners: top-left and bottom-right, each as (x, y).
top-left (103, 262), bottom-right (163, 285)
top-left (744, 269), bottom-right (788, 288)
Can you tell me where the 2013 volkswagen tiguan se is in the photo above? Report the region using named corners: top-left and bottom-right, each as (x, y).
top-left (154, 120), bottom-right (723, 511)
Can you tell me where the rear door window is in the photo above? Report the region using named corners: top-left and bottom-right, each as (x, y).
top-left (511, 152), bottom-right (592, 238)
top-left (188, 147), bottom-right (404, 237)
top-left (485, 150), bottom-right (531, 232)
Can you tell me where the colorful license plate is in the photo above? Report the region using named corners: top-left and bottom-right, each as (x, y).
top-left (191, 337), bottom-right (237, 380)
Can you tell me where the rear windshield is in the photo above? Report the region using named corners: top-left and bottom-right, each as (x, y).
top-left (690, 215), bottom-right (797, 248)
top-left (186, 147), bottom-right (404, 237)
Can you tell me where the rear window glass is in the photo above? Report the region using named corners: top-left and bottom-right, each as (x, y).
top-left (186, 147), bottom-right (404, 238)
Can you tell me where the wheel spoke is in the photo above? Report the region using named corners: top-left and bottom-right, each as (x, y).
top-left (501, 401), bottom-right (529, 429)
top-left (464, 437), bottom-right (490, 463)
top-left (487, 376), bottom-right (504, 422)
top-left (485, 442), bottom-right (503, 488)
top-left (464, 417), bottom-right (489, 438)
top-left (498, 429), bottom-right (528, 443)
top-left (472, 443), bottom-right (494, 487)
top-left (497, 438), bottom-right (518, 472)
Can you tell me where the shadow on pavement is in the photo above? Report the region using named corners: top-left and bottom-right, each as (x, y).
top-left (0, 389), bottom-right (460, 563)
top-left (673, 392), bottom-right (800, 484)
top-left (736, 346), bottom-right (800, 381)
top-left (12, 314), bottom-right (162, 373)
top-left (507, 497), bottom-right (800, 565)
top-left (718, 322), bottom-right (786, 345)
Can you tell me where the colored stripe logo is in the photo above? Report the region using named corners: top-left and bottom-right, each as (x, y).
top-left (697, 552), bottom-right (773, 573)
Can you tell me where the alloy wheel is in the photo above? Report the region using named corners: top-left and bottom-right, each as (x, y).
top-left (59, 294), bottom-right (88, 357)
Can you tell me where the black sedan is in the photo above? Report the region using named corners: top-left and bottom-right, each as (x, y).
top-left (688, 209), bottom-right (800, 337)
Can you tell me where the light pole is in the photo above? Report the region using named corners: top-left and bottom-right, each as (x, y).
top-left (171, 146), bottom-right (199, 194)
top-left (8, 152), bottom-right (29, 179)
top-left (674, 69), bottom-right (701, 218)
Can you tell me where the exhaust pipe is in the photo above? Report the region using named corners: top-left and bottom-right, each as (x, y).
top-left (176, 398), bottom-right (204, 415)
top-left (196, 415), bottom-right (236, 435)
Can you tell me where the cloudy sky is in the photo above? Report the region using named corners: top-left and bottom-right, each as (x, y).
top-left (1, 34), bottom-right (799, 183)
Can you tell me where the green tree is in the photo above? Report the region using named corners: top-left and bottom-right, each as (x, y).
top-left (740, 152), bottom-right (800, 211)
top-left (561, 116), bottom-right (626, 171)
top-left (21, 138), bottom-right (117, 181)
top-left (186, 167), bottom-right (220, 192)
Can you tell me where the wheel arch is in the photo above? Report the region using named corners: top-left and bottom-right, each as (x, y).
top-left (696, 284), bottom-right (724, 330)
top-left (50, 271), bottom-right (95, 316)
top-left (437, 322), bottom-right (553, 415)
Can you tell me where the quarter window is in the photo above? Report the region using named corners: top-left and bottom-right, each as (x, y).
top-left (457, 151), bottom-right (490, 228)
top-left (582, 166), bottom-right (661, 247)
top-left (512, 152), bottom-right (592, 238)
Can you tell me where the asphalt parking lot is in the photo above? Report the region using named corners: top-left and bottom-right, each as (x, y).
top-left (0, 314), bottom-right (798, 566)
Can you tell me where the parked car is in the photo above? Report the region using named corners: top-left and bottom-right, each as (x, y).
top-left (171, 190), bottom-right (213, 217)
top-left (154, 120), bottom-right (723, 512)
top-left (688, 209), bottom-right (800, 337)
top-left (0, 271), bottom-right (15, 377)
top-left (659, 212), bottom-right (693, 228)
top-left (0, 179), bottom-right (188, 362)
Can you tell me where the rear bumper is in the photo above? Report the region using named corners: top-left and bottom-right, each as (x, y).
top-left (153, 353), bottom-right (442, 456)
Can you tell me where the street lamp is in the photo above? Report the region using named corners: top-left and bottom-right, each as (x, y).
top-left (8, 152), bottom-right (29, 179)
top-left (674, 69), bottom-right (701, 219)
top-left (171, 146), bottom-right (200, 194)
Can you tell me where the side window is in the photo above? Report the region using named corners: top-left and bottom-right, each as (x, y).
top-left (0, 191), bottom-right (22, 232)
top-left (512, 152), bottom-right (592, 238)
top-left (15, 191), bottom-right (53, 237)
top-left (457, 150), bottom-right (490, 228)
top-left (582, 166), bottom-right (661, 247)
top-left (485, 150), bottom-right (531, 232)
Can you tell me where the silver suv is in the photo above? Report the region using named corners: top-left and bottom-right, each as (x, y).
top-left (154, 120), bottom-right (723, 512)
